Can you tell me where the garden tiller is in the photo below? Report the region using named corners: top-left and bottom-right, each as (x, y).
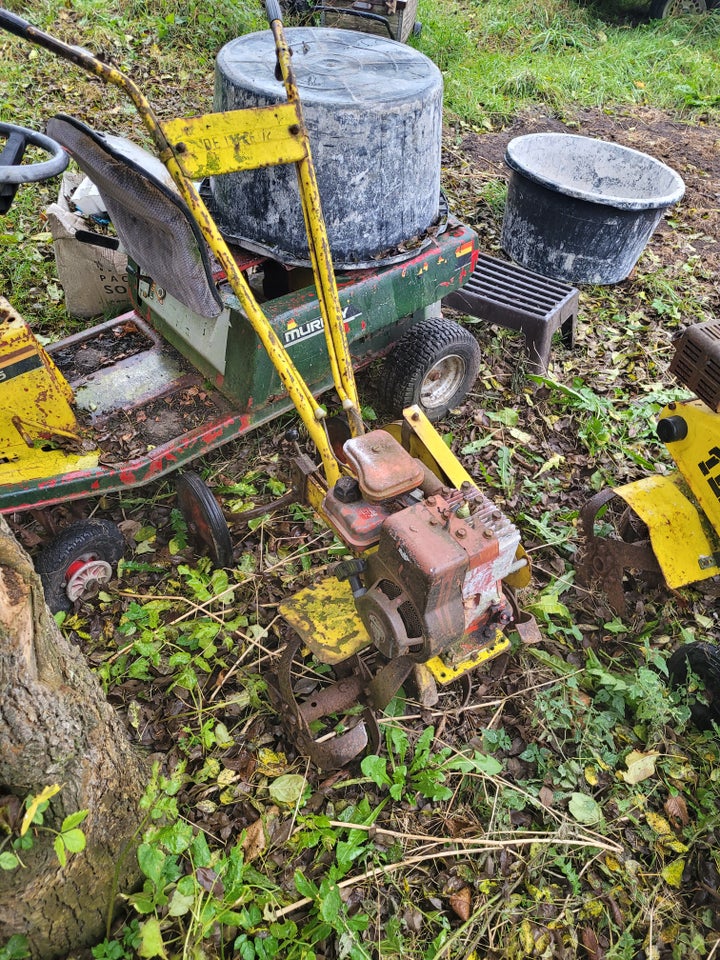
top-left (0, 4), bottom-right (531, 768)
top-left (577, 319), bottom-right (720, 614)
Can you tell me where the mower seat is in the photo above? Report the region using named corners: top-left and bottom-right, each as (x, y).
top-left (46, 114), bottom-right (223, 319)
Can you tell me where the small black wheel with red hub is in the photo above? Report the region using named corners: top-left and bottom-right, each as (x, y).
top-left (36, 519), bottom-right (125, 613)
top-left (175, 471), bottom-right (233, 568)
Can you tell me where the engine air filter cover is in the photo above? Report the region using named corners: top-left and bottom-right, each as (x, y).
top-left (670, 318), bottom-right (720, 412)
top-left (212, 28), bottom-right (443, 268)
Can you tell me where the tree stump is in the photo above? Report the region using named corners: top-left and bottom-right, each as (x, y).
top-left (0, 517), bottom-right (147, 957)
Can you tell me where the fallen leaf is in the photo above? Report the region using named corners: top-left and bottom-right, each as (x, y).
top-left (539, 786), bottom-right (554, 807)
top-left (646, 812), bottom-right (689, 854)
top-left (269, 773), bottom-right (306, 806)
top-left (620, 750), bottom-right (658, 785)
top-left (664, 794), bottom-right (689, 828)
top-left (568, 792), bottom-right (602, 825)
top-left (581, 926), bottom-right (605, 960)
top-left (256, 748), bottom-right (289, 776)
top-left (138, 917), bottom-right (167, 959)
top-left (661, 859), bottom-right (686, 888)
top-left (646, 811), bottom-right (673, 836)
top-left (242, 818), bottom-right (266, 862)
top-left (449, 886), bottom-right (471, 921)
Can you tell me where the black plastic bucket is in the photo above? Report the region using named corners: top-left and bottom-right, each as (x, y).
top-left (501, 133), bottom-right (685, 284)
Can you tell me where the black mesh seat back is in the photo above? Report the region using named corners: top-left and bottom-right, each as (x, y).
top-left (47, 114), bottom-right (222, 319)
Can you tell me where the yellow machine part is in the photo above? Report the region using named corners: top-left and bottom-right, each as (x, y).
top-left (279, 575), bottom-right (511, 684)
top-left (161, 104), bottom-right (306, 177)
top-left (658, 400), bottom-right (720, 538)
top-left (279, 577), bottom-right (372, 665)
top-left (0, 298), bottom-right (99, 482)
top-left (615, 472), bottom-right (720, 588)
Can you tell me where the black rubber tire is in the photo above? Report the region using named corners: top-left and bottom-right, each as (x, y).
top-left (667, 641), bottom-right (720, 729)
top-left (36, 519), bottom-right (125, 613)
top-left (176, 471), bottom-right (233, 568)
top-left (650, 0), bottom-right (706, 16)
top-left (381, 317), bottom-right (481, 421)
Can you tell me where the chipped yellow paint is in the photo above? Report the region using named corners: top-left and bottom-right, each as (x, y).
top-left (425, 630), bottom-right (510, 684)
top-left (280, 574), bottom-right (511, 680)
top-left (0, 298), bottom-right (99, 480)
top-left (615, 473), bottom-right (720, 588)
top-left (279, 577), bottom-right (372, 665)
top-left (161, 103), bottom-right (306, 179)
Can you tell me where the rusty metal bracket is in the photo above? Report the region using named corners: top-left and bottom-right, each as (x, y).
top-left (575, 488), bottom-right (661, 615)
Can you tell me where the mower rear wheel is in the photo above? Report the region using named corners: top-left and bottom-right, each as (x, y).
top-left (36, 519), bottom-right (125, 613)
top-left (381, 317), bottom-right (481, 421)
top-left (667, 641), bottom-right (720, 729)
top-left (650, 0), bottom-right (706, 16)
top-left (176, 471), bottom-right (233, 568)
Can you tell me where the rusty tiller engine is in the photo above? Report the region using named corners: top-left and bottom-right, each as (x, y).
top-left (271, 422), bottom-right (531, 770)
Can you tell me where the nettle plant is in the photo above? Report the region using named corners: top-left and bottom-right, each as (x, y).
top-left (361, 723), bottom-right (502, 804)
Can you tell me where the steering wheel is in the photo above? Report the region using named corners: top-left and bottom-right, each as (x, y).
top-left (0, 122), bottom-right (68, 184)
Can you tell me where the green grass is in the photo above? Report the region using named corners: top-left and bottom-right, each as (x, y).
top-left (415, 0), bottom-right (720, 125)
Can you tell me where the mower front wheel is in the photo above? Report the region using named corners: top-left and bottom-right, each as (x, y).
top-left (36, 519), bottom-right (125, 613)
top-left (176, 471), bottom-right (233, 568)
top-left (381, 317), bottom-right (481, 421)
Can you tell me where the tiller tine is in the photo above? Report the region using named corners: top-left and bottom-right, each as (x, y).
top-left (266, 631), bottom-right (381, 771)
top-left (575, 488), bottom-right (662, 615)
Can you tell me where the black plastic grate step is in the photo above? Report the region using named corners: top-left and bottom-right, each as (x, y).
top-left (443, 253), bottom-right (579, 373)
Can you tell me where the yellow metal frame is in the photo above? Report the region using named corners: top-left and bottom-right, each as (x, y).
top-left (0, 296), bottom-right (99, 482)
top-left (613, 399), bottom-right (720, 590)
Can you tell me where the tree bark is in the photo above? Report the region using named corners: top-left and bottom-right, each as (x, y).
top-left (0, 517), bottom-right (147, 957)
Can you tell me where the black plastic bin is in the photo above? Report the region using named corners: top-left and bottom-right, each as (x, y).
top-left (501, 133), bottom-right (685, 284)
